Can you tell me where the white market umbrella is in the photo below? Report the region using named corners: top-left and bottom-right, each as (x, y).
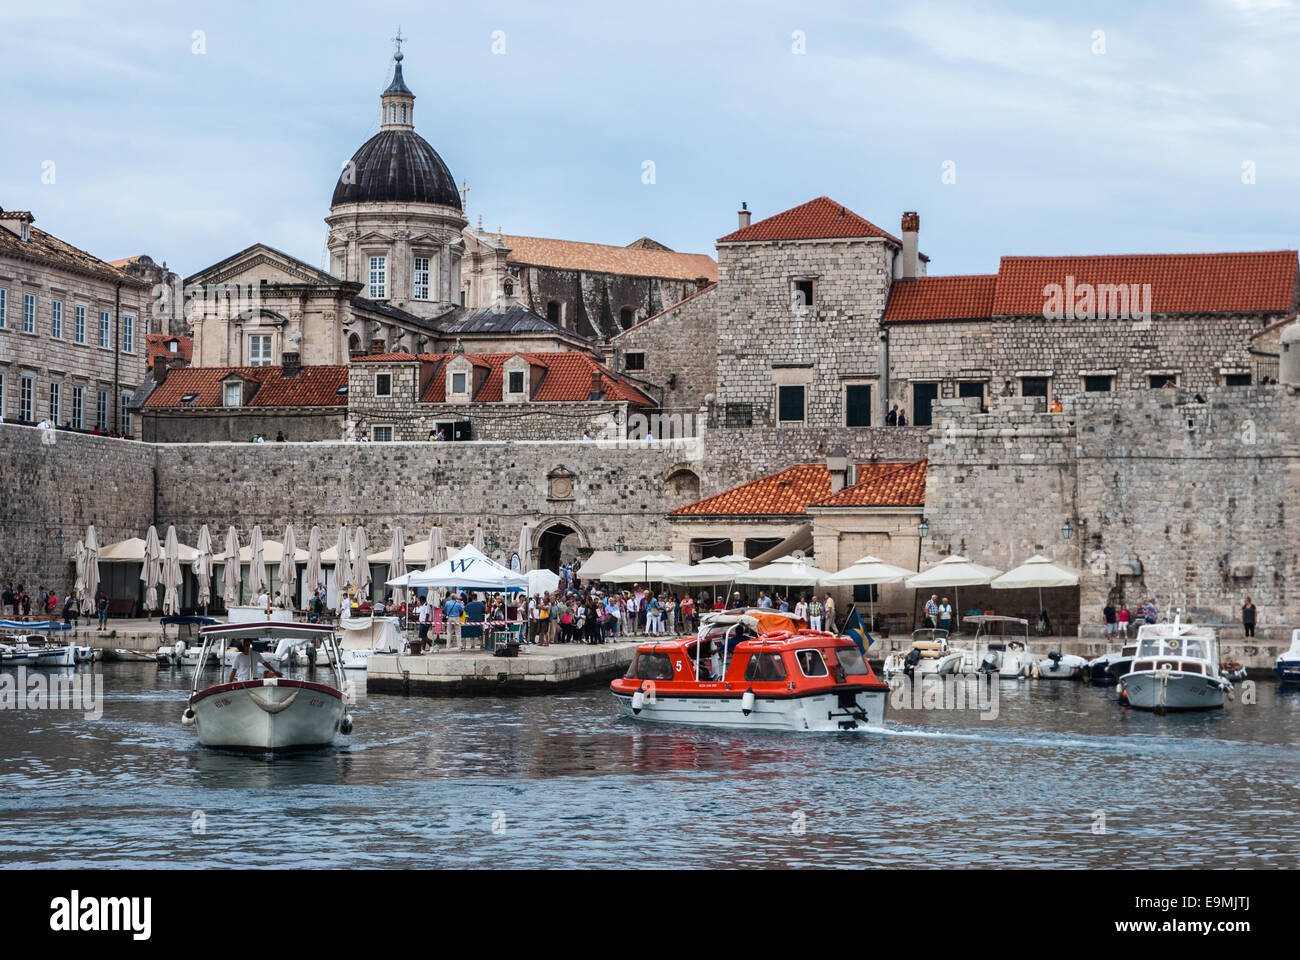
top-left (603, 553), bottom-right (695, 586)
top-left (736, 553), bottom-right (832, 589)
top-left (74, 539), bottom-right (87, 607)
top-left (990, 555), bottom-right (1081, 625)
top-left (280, 523), bottom-right (298, 610)
top-left (193, 524), bottom-right (213, 613)
top-left (352, 525), bottom-right (371, 600)
top-left (388, 526), bottom-right (407, 606)
top-left (141, 525), bottom-right (162, 614)
top-left (517, 523), bottom-right (532, 574)
top-left (822, 555), bottom-right (917, 629)
top-left (428, 526), bottom-right (447, 567)
top-left (473, 524), bottom-right (485, 552)
top-left (248, 525), bottom-right (268, 603)
top-left (162, 525), bottom-right (182, 617)
top-left (906, 555), bottom-right (1003, 631)
top-left (222, 526), bottom-right (241, 607)
top-left (334, 525), bottom-right (353, 598)
top-left (84, 525), bottom-right (100, 611)
top-left (305, 525), bottom-right (323, 602)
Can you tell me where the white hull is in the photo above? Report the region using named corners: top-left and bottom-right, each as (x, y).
top-left (1277, 658), bottom-right (1300, 685)
top-left (34, 645), bottom-right (76, 667)
top-left (1037, 655), bottom-right (1088, 680)
top-left (190, 680), bottom-right (345, 751)
top-left (1118, 671), bottom-right (1228, 711)
top-left (612, 689), bottom-right (886, 732)
top-left (958, 648), bottom-right (1033, 678)
top-left (883, 652), bottom-right (963, 679)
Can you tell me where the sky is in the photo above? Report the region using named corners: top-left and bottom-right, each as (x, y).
top-left (2, 0), bottom-right (1299, 279)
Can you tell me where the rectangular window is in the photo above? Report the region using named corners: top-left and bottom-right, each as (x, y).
top-left (71, 386), bottom-right (83, 429)
top-left (97, 390), bottom-right (108, 430)
top-left (844, 384), bottom-right (871, 427)
top-left (24, 293), bottom-right (36, 333)
top-left (123, 314), bottom-right (135, 353)
top-left (958, 381), bottom-right (985, 401)
top-left (121, 393), bottom-right (132, 435)
top-left (372, 425), bottom-right (393, 442)
top-left (369, 256), bottom-right (387, 299)
top-left (21, 374), bottom-right (34, 422)
top-left (50, 382), bottom-right (61, 424)
top-left (0, 287), bottom-right (6, 327)
top-left (375, 372), bottom-right (392, 397)
top-left (74, 304), bottom-right (86, 343)
top-left (99, 311), bottom-right (111, 348)
top-left (1148, 374), bottom-right (1177, 389)
top-left (451, 371), bottom-right (467, 394)
top-left (912, 381), bottom-right (939, 426)
top-left (1224, 373), bottom-right (1251, 387)
top-left (52, 300), bottom-right (62, 339)
top-left (777, 384), bottom-right (805, 424)
top-left (412, 257), bottom-right (430, 299)
top-left (1083, 375), bottom-right (1112, 392)
top-left (853, 583), bottom-right (879, 604)
top-left (1020, 376), bottom-right (1050, 398)
top-left (723, 402), bottom-right (753, 428)
top-left (624, 351), bottom-right (646, 372)
top-left (792, 279), bottom-right (815, 312)
top-left (224, 383), bottom-right (242, 407)
top-left (507, 370), bottom-right (524, 394)
top-left (248, 334), bottom-right (272, 366)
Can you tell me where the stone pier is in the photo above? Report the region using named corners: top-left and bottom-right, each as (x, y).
top-left (366, 641), bottom-right (638, 696)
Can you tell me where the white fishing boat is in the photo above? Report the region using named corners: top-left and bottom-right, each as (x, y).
top-left (958, 616), bottom-right (1034, 678)
top-left (1116, 619), bottom-right (1231, 712)
top-left (0, 637), bottom-right (41, 666)
top-left (3, 634), bottom-right (77, 667)
top-left (883, 628), bottom-right (964, 679)
top-left (1277, 630), bottom-right (1300, 685)
top-left (1037, 650), bottom-right (1088, 680)
top-left (181, 622), bottom-right (353, 752)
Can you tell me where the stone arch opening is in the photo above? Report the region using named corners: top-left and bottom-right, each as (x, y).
top-left (536, 522), bottom-right (582, 574)
top-left (664, 464), bottom-right (702, 503)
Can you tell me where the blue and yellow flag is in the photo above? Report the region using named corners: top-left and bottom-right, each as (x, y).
top-left (844, 607), bottom-right (873, 653)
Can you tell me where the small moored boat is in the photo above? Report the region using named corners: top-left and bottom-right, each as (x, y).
top-left (1037, 651), bottom-right (1087, 680)
top-left (883, 628), bottom-right (963, 680)
top-left (181, 622), bottom-right (353, 752)
top-left (1116, 619), bottom-right (1231, 712)
top-left (1277, 630), bottom-right (1300, 685)
top-left (959, 615), bottom-right (1033, 678)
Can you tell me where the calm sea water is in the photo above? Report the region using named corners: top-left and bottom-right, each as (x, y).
top-left (2, 663), bottom-right (1298, 869)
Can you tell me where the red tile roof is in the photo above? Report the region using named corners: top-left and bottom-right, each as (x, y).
top-left (717, 197), bottom-right (902, 245)
top-left (352, 351), bottom-right (655, 406)
top-left (884, 251), bottom-right (1298, 322)
top-left (143, 365), bottom-right (347, 408)
top-left (0, 217), bottom-right (146, 285)
top-left (810, 460), bottom-right (927, 508)
top-left (497, 234), bottom-right (717, 282)
top-left (670, 461), bottom-right (922, 517)
top-left (145, 333), bottom-right (193, 369)
top-left (993, 252), bottom-right (1297, 316)
top-left (883, 275), bottom-right (997, 323)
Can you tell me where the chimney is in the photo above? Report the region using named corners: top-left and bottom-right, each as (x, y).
top-left (152, 359), bottom-right (169, 384)
top-left (282, 351), bottom-right (301, 377)
top-left (370, 338), bottom-right (386, 355)
top-left (826, 445), bottom-right (848, 493)
top-left (589, 369), bottom-right (604, 400)
top-left (694, 276), bottom-right (711, 291)
top-left (901, 211), bottom-right (919, 279)
top-left (737, 202), bottom-right (751, 230)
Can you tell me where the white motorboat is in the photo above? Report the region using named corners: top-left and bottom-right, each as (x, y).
top-left (4, 634), bottom-right (76, 667)
top-left (181, 622), bottom-right (353, 752)
top-left (1038, 651), bottom-right (1088, 680)
top-left (883, 628), bottom-right (964, 679)
top-left (1086, 651), bottom-right (1121, 683)
top-left (0, 638), bottom-right (41, 666)
top-left (1117, 619), bottom-right (1231, 712)
top-left (958, 616), bottom-right (1034, 678)
top-left (1277, 629), bottom-right (1300, 685)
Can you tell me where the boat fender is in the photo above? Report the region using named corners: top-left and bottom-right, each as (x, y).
top-left (339, 713), bottom-right (354, 735)
top-left (741, 688), bottom-right (756, 716)
top-left (181, 708), bottom-right (196, 726)
top-left (631, 688), bottom-right (645, 715)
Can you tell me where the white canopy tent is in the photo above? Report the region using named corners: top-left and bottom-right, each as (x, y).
top-left (822, 555), bottom-right (918, 629)
top-left (906, 555), bottom-right (1003, 631)
top-left (990, 555), bottom-right (1081, 628)
top-left (398, 544), bottom-right (529, 591)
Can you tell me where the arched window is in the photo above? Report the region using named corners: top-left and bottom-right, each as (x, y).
top-left (390, 104), bottom-right (397, 123)
top-left (401, 104), bottom-right (407, 124)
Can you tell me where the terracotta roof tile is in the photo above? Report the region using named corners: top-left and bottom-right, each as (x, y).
top-left (352, 351), bottom-right (654, 406)
top-left (670, 461), bottom-right (919, 517)
top-left (497, 234), bottom-right (717, 282)
top-left (993, 251), bottom-right (1297, 316)
top-left (810, 460), bottom-right (927, 508)
top-left (717, 197), bottom-right (902, 245)
top-left (882, 275), bottom-right (997, 323)
top-left (145, 333), bottom-right (193, 369)
top-left (143, 365), bottom-right (347, 408)
top-left (0, 217), bottom-right (145, 285)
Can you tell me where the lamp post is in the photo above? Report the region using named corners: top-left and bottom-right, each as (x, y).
top-left (1061, 520), bottom-right (1074, 541)
top-left (54, 530), bottom-right (66, 551)
top-left (917, 518), bottom-right (929, 540)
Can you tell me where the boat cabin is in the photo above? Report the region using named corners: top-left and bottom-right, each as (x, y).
top-left (623, 629), bottom-right (878, 690)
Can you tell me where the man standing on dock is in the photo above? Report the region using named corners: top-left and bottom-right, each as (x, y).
top-left (924, 595), bottom-right (939, 629)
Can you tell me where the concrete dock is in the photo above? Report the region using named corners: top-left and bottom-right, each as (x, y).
top-left (366, 641), bottom-right (640, 696)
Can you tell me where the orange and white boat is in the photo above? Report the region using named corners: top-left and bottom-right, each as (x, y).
top-left (610, 611), bottom-right (888, 731)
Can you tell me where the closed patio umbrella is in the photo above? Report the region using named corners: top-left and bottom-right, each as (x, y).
top-left (517, 523), bottom-right (532, 574)
top-left (428, 526), bottom-right (446, 567)
top-left (141, 525), bottom-right (162, 615)
top-left (352, 524), bottom-right (371, 600)
top-left (334, 525), bottom-right (353, 600)
top-left (990, 555), bottom-right (1080, 629)
top-left (822, 555), bottom-right (918, 630)
top-left (906, 555), bottom-right (1003, 631)
top-left (248, 525), bottom-right (268, 603)
top-left (74, 539), bottom-right (87, 607)
top-left (280, 523), bottom-right (298, 610)
top-left (84, 525), bottom-right (100, 611)
top-left (222, 526), bottom-right (241, 607)
top-left (193, 524), bottom-right (213, 613)
top-left (305, 525), bottom-right (323, 604)
top-left (388, 526), bottom-right (407, 606)
top-left (162, 525), bottom-right (182, 617)
top-left (473, 524), bottom-right (485, 552)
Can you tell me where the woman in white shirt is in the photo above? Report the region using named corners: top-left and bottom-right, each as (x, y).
top-left (794, 596), bottom-right (808, 622)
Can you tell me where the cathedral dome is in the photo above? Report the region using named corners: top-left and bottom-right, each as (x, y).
top-left (331, 129), bottom-right (461, 208)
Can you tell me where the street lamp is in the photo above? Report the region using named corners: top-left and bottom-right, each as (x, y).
top-left (1061, 520), bottom-right (1074, 541)
top-left (54, 530), bottom-right (65, 551)
top-left (917, 518), bottom-right (929, 539)
top-left (614, 537), bottom-right (625, 554)
top-left (485, 536), bottom-right (497, 554)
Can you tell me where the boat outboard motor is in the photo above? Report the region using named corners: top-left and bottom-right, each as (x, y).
top-left (903, 647), bottom-right (921, 679)
top-left (1047, 651), bottom-right (1063, 669)
top-left (980, 652), bottom-right (999, 675)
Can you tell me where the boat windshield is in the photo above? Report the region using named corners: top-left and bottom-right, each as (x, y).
top-left (1136, 634), bottom-right (1212, 659)
top-left (832, 645), bottom-right (870, 675)
top-left (626, 652), bottom-right (674, 681)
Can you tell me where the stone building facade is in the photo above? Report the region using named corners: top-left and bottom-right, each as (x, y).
top-left (0, 207), bottom-right (150, 437)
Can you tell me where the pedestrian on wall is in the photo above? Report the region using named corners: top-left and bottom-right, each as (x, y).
top-left (1242, 597), bottom-right (1258, 638)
